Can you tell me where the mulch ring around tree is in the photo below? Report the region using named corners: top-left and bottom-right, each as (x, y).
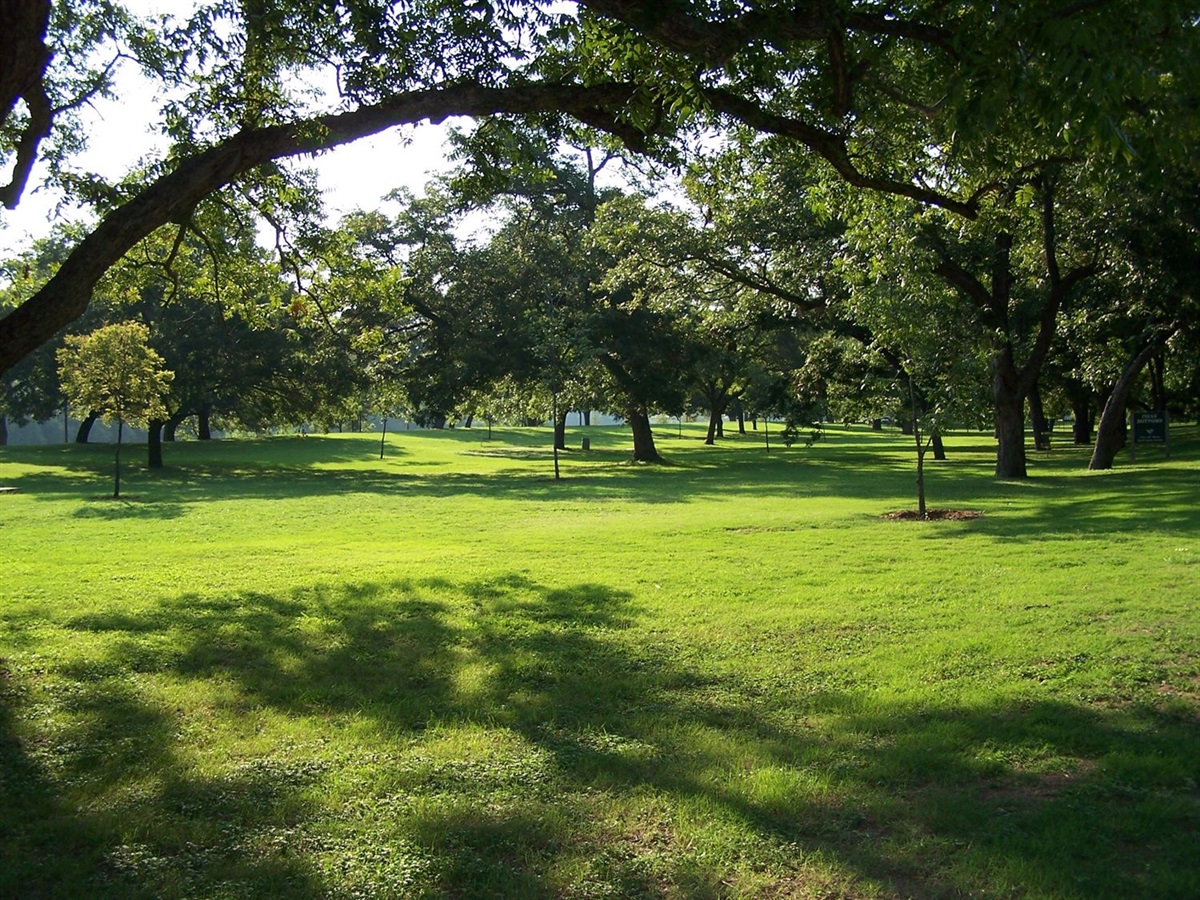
top-left (882, 508), bottom-right (983, 521)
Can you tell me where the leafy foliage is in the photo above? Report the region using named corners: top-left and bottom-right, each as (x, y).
top-left (57, 321), bottom-right (172, 429)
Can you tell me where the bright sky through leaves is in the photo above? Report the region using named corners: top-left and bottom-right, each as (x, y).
top-left (0, 0), bottom-right (457, 256)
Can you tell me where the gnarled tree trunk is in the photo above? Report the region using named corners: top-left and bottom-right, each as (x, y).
top-left (931, 428), bottom-right (946, 461)
top-left (1028, 382), bottom-right (1051, 451)
top-left (992, 356), bottom-right (1027, 479)
top-left (75, 411), bottom-right (98, 443)
top-left (148, 419), bottom-right (164, 469)
top-left (164, 411), bottom-right (186, 442)
top-left (628, 405), bottom-right (662, 463)
top-left (1090, 336), bottom-right (1170, 470)
top-left (553, 405), bottom-right (568, 451)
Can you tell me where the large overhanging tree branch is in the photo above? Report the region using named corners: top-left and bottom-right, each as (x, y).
top-left (576, 0), bottom-right (975, 215)
top-left (0, 0), bottom-right (53, 209)
top-left (0, 81), bottom-right (639, 375)
top-left (701, 89), bottom-right (977, 218)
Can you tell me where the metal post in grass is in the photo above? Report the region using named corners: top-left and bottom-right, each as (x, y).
top-left (909, 373), bottom-right (927, 519)
top-left (552, 392), bottom-right (561, 481)
top-left (379, 416), bottom-right (388, 459)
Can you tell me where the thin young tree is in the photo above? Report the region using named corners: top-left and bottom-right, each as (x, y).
top-left (57, 322), bottom-right (173, 498)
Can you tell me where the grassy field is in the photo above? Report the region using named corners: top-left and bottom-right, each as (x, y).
top-left (1, 422), bottom-right (1197, 899)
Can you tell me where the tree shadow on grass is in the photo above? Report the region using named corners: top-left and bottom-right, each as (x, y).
top-left (71, 497), bottom-right (188, 520)
top-left (6, 575), bottom-right (1196, 896)
top-left (0, 662), bottom-right (327, 899)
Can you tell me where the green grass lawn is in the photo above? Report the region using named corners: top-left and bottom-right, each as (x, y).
top-left (2, 423), bottom-right (1197, 898)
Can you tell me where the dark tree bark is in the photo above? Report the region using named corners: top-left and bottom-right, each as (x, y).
top-left (909, 376), bottom-right (928, 517)
top-left (993, 370), bottom-right (1027, 478)
top-left (1072, 408), bottom-right (1093, 444)
top-left (628, 405), bottom-right (662, 462)
top-left (198, 405), bottom-right (213, 440)
top-left (164, 411), bottom-right (186, 442)
top-left (1090, 335), bottom-right (1171, 470)
top-left (147, 419), bottom-right (164, 469)
top-left (1067, 383), bottom-right (1094, 444)
top-left (1028, 382), bottom-right (1051, 451)
top-left (0, 0), bottom-right (52, 209)
top-left (75, 411), bottom-right (98, 443)
top-left (113, 417), bottom-right (123, 498)
top-left (0, 413), bottom-right (7, 446)
top-left (553, 405), bottom-right (568, 451)
top-left (1149, 352), bottom-right (1167, 412)
top-left (931, 428), bottom-right (946, 461)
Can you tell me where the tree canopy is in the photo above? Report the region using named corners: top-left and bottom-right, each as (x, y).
top-left (2, 0), bottom-right (1197, 375)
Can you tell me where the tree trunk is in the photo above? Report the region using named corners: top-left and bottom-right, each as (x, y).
top-left (704, 409), bottom-right (721, 445)
top-left (75, 410), bottom-right (98, 443)
top-left (992, 355), bottom-right (1027, 478)
top-left (871, 418), bottom-right (882, 431)
top-left (0, 414), bottom-right (7, 446)
top-left (198, 404), bottom-right (213, 440)
top-left (628, 406), bottom-right (662, 463)
top-left (147, 419), bottom-right (164, 469)
top-left (931, 429), bottom-right (946, 461)
top-left (1149, 353), bottom-right (1167, 412)
top-left (552, 396), bottom-right (562, 480)
top-left (909, 376), bottom-right (927, 517)
top-left (737, 410), bottom-right (746, 434)
top-left (113, 417), bottom-right (123, 498)
top-left (553, 405), bottom-right (567, 451)
top-left (1090, 338), bottom-right (1166, 470)
top-left (1028, 382), bottom-right (1051, 451)
top-left (164, 411), bottom-right (185, 442)
top-left (583, 409), bottom-right (591, 426)
top-left (0, 0), bottom-right (51, 210)
top-left (1068, 389), bottom-right (1094, 444)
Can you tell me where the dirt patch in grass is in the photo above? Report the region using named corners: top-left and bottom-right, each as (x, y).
top-left (881, 509), bottom-right (983, 521)
top-left (981, 761), bottom-right (1099, 805)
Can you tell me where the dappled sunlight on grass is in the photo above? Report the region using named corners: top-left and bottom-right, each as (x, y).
top-left (2, 424), bottom-right (1198, 896)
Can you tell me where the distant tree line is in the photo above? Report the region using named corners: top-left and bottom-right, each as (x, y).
top-left (1, 1), bottom-right (1196, 475)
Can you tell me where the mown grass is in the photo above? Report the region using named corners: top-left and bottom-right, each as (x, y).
top-left (1, 423), bottom-right (1197, 898)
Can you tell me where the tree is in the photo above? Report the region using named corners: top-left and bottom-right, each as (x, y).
top-left (3, 0), bottom-right (1194, 377)
top-left (57, 322), bottom-right (172, 497)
